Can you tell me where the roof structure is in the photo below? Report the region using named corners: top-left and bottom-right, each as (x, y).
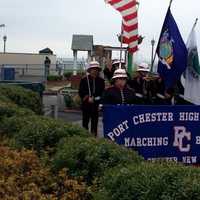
top-left (71, 35), bottom-right (93, 51)
top-left (39, 48), bottom-right (53, 55)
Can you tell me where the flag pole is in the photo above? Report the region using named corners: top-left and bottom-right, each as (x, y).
top-left (192, 18), bottom-right (198, 30)
top-left (119, 21), bottom-right (124, 69)
top-left (169, 0), bottom-right (173, 8)
top-left (151, 0), bottom-right (174, 72)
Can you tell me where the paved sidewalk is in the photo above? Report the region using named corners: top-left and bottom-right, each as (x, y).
top-left (58, 111), bottom-right (104, 138)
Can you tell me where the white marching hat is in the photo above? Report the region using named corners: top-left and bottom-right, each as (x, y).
top-left (112, 68), bottom-right (128, 80)
top-left (87, 61), bottom-right (101, 72)
top-left (137, 62), bottom-right (150, 72)
top-left (112, 59), bottom-right (126, 66)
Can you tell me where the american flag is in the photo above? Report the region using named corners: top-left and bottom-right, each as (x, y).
top-left (105, 0), bottom-right (138, 53)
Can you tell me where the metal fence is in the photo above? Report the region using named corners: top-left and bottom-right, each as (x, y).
top-left (0, 64), bottom-right (86, 82)
top-left (0, 64), bottom-right (46, 82)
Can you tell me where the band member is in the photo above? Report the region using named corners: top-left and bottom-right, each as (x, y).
top-left (129, 62), bottom-right (150, 104)
top-left (79, 61), bottom-right (105, 136)
top-left (103, 59), bottom-right (126, 82)
top-left (153, 76), bottom-right (174, 105)
top-left (103, 68), bottom-right (136, 105)
top-left (152, 74), bottom-right (186, 105)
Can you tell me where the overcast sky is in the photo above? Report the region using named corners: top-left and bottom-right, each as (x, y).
top-left (0, 0), bottom-right (200, 62)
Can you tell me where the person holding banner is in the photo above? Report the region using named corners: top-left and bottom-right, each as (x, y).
top-left (103, 68), bottom-right (136, 105)
top-left (78, 61), bottom-right (105, 136)
top-left (129, 63), bottom-right (150, 104)
top-left (156, 80), bottom-right (175, 105)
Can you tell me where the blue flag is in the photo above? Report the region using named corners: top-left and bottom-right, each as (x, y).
top-left (157, 8), bottom-right (188, 89)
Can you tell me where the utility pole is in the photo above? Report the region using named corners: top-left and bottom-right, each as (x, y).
top-left (3, 35), bottom-right (7, 53)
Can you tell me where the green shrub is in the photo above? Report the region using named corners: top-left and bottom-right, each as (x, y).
top-left (0, 95), bottom-right (11, 102)
top-left (0, 85), bottom-right (42, 114)
top-left (52, 137), bottom-right (143, 184)
top-left (64, 71), bottom-right (73, 79)
top-left (47, 75), bottom-right (63, 81)
top-left (0, 98), bottom-right (34, 141)
top-left (77, 71), bottom-right (85, 76)
top-left (94, 162), bottom-right (200, 200)
top-left (0, 100), bottom-right (33, 122)
top-left (14, 116), bottom-right (89, 154)
top-left (64, 94), bottom-right (81, 108)
top-left (64, 94), bottom-right (74, 108)
top-left (0, 114), bottom-right (35, 137)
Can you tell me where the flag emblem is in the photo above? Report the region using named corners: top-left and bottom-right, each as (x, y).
top-left (188, 47), bottom-right (200, 79)
top-left (159, 29), bottom-right (174, 69)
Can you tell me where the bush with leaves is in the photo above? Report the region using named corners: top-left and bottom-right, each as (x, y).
top-left (52, 136), bottom-right (143, 184)
top-left (0, 85), bottom-right (42, 114)
top-left (0, 98), bottom-right (34, 137)
top-left (0, 145), bottom-right (90, 200)
top-left (64, 93), bottom-right (74, 108)
top-left (47, 75), bottom-right (63, 81)
top-left (64, 71), bottom-right (73, 80)
top-left (13, 116), bottom-right (89, 154)
top-left (0, 113), bottom-right (34, 137)
top-left (94, 161), bottom-right (200, 200)
top-left (0, 99), bottom-right (33, 123)
top-left (0, 95), bottom-right (11, 102)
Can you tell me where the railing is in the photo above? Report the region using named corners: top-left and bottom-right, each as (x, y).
top-left (0, 64), bottom-right (45, 82)
top-left (0, 64), bottom-right (85, 82)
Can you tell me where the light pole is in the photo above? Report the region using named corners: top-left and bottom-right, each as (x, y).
top-left (3, 35), bottom-right (7, 53)
top-left (0, 24), bottom-right (6, 80)
top-left (0, 24), bottom-right (6, 53)
top-left (150, 38), bottom-right (155, 72)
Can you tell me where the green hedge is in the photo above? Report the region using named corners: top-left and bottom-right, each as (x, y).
top-left (0, 100), bottom-right (33, 123)
top-left (0, 114), bottom-right (34, 137)
top-left (47, 75), bottom-right (63, 81)
top-left (94, 162), bottom-right (200, 200)
top-left (0, 95), bottom-right (11, 102)
top-left (0, 85), bottom-right (42, 114)
top-left (63, 72), bottom-right (73, 79)
top-left (2, 83), bottom-right (200, 199)
top-left (52, 136), bottom-right (143, 184)
top-left (12, 116), bottom-right (89, 154)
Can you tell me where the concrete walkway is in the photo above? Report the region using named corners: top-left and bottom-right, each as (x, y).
top-left (58, 111), bottom-right (104, 138)
top-left (43, 94), bottom-right (104, 138)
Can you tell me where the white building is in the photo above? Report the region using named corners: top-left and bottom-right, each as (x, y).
top-left (0, 49), bottom-right (57, 82)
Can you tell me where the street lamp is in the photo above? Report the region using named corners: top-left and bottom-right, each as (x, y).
top-left (3, 35), bottom-right (7, 53)
top-left (0, 24), bottom-right (6, 53)
top-left (151, 38), bottom-right (156, 72)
